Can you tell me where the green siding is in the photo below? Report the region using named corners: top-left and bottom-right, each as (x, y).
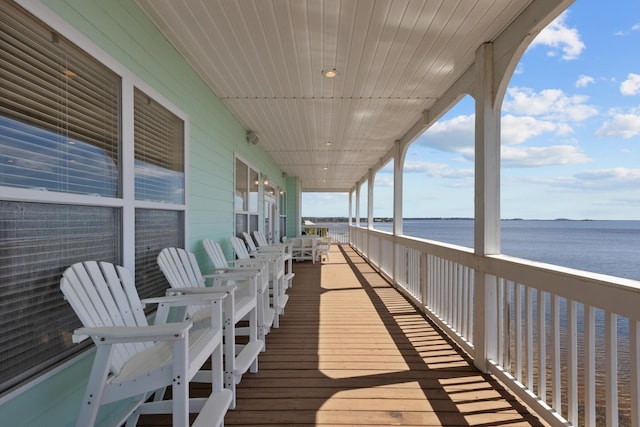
top-left (0, 0), bottom-right (288, 425)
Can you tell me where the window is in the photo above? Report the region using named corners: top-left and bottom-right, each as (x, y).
top-left (235, 158), bottom-right (259, 237)
top-left (0, 1), bottom-right (186, 393)
top-left (134, 88), bottom-right (184, 204)
top-left (0, 202), bottom-right (120, 391)
top-left (135, 209), bottom-right (184, 300)
top-left (133, 88), bottom-right (185, 298)
top-left (0, 2), bottom-right (120, 195)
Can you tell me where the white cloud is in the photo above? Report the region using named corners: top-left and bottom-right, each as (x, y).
top-left (418, 110), bottom-right (582, 157)
top-left (501, 145), bottom-right (590, 168)
top-left (403, 160), bottom-right (473, 179)
top-left (571, 168), bottom-right (640, 189)
top-left (503, 87), bottom-right (598, 121)
top-left (373, 174), bottom-right (393, 187)
top-left (501, 115), bottom-right (570, 145)
top-left (530, 12), bottom-right (585, 60)
top-left (417, 114), bottom-right (474, 153)
top-left (616, 23), bottom-right (640, 36)
top-left (596, 108), bottom-right (640, 139)
top-left (620, 73), bottom-right (640, 96)
top-left (576, 75), bottom-right (595, 88)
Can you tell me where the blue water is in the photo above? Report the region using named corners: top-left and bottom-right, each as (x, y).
top-left (371, 219), bottom-right (640, 281)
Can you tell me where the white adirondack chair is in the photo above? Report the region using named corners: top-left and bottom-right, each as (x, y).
top-left (60, 261), bottom-right (231, 427)
top-left (229, 235), bottom-right (287, 328)
top-left (315, 239), bottom-right (331, 262)
top-left (252, 230), bottom-right (269, 246)
top-left (242, 231), bottom-right (280, 255)
top-left (202, 239), bottom-right (275, 344)
top-left (157, 247), bottom-right (263, 408)
top-left (252, 231), bottom-right (295, 289)
top-left (291, 236), bottom-right (318, 263)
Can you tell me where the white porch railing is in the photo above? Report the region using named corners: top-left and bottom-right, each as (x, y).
top-left (301, 224), bottom-right (350, 243)
top-left (350, 226), bottom-right (640, 427)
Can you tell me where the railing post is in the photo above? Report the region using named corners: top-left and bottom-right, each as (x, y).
top-left (473, 269), bottom-right (497, 372)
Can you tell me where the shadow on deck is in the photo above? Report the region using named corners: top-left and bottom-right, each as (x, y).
top-left (142, 244), bottom-right (547, 426)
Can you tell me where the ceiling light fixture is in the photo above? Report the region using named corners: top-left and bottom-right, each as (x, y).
top-left (324, 141), bottom-right (332, 146)
top-left (322, 68), bottom-right (337, 78)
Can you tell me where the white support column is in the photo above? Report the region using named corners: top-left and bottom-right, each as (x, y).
top-left (393, 140), bottom-right (403, 236)
top-left (367, 169), bottom-right (374, 229)
top-left (348, 190), bottom-right (353, 226)
top-left (473, 42), bottom-right (501, 372)
top-left (474, 42), bottom-right (501, 256)
top-left (355, 184), bottom-right (361, 228)
top-left (295, 177), bottom-right (302, 237)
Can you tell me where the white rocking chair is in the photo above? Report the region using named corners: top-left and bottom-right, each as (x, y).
top-left (202, 239), bottom-right (275, 344)
top-left (157, 247), bottom-right (263, 408)
top-left (60, 261), bottom-right (231, 427)
top-left (229, 235), bottom-right (288, 328)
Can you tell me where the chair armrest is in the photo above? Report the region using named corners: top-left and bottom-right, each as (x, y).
top-left (142, 292), bottom-right (228, 307)
top-left (256, 246), bottom-right (283, 253)
top-left (164, 286), bottom-right (237, 295)
top-left (73, 321), bottom-right (192, 344)
top-left (226, 260), bottom-right (267, 269)
top-left (253, 253), bottom-right (282, 261)
top-left (204, 270), bottom-right (260, 280)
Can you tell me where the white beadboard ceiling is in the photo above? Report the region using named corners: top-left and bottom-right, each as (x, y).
top-left (135, 0), bottom-right (534, 192)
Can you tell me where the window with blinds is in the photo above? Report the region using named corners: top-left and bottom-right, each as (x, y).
top-left (0, 1), bottom-right (120, 196)
top-left (134, 88), bottom-right (184, 204)
top-left (135, 209), bottom-right (184, 300)
top-left (0, 1), bottom-right (187, 394)
top-left (235, 158), bottom-right (248, 210)
top-left (234, 158), bottom-right (260, 237)
top-left (0, 201), bottom-right (120, 392)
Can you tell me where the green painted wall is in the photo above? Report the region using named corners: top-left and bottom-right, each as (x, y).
top-left (0, 0), bottom-right (288, 425)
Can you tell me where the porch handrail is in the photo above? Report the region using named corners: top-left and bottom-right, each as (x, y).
top-left (349, 225), bottom-right (640, 427)
top-left (301, 224), bottom-right (350, 243)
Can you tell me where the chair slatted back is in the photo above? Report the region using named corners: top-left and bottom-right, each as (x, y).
top-left (157, 247), bottom-right (207, 318)
top-left (202, 239), bottom-right (229, 270)
top-left (253, 231), bottom-right (268, 247)
top-left (230, 235), bottom-right (251, 260)
top-left (241, 232), bottom-right (258, 253)
top-left (61, 261), bottom-right (151, 374)
top-left (158, 247), bottom-right (206, 288)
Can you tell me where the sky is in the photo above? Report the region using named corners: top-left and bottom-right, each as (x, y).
top-left (303, 0), bottom-right (640, 220)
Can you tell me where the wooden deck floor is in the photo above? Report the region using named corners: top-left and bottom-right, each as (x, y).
top-left (141, 244), bottom-right (547, 426)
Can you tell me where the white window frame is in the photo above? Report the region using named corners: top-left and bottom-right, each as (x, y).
top-left (234, 154), bottom-right (260, 236)
top-left (0, 0), bottom-right (189, 394)
top-left (6, 0), bottom-right (189, 274)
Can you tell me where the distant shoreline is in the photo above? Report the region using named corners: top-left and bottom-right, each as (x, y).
top-left (303, 217), bottom-right (617, 223)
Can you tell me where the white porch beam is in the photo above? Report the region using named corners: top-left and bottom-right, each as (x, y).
top-left (474, 42), bottom-right (500, 256)
top-left (294, 177), bottom-right (302, 237)
top-left (473, 42), bottom-right (500, 373)
top-left (355, 183), bottom-right (360, 227)
top-left (348, 190), bottom-right (353, 226)
top-left (392, 141), bottom-right (403, 236)
top-left (367, 169), bottom-right (374, 229)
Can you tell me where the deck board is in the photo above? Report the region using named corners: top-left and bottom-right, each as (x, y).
top-left (138, 244), bottom-right (547, 426)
